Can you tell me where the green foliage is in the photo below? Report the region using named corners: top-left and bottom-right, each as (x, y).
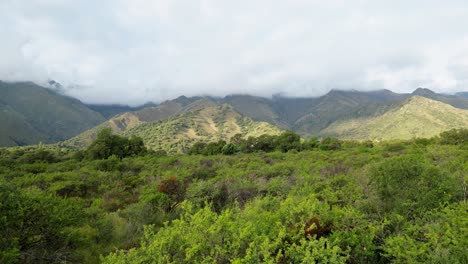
top-left (0, 182), bottom-right (86, 263)
top-left (203, 140), bottom-right (226, 155)
top-left (302, 136), bottom-right (320, 150)
top-left (0, 129), bottom-right (466, 263)
top-left (221, 143), bottom-right (239, 155)
top-left (319, 138), bottom-right (343, 151)
top-left (439, 128), bottom-right (468, 145)
top-left (383, 202), bottom-right (468, 263)
top-left (276, 130), bottom-right (302, 152)
top-left (186, 142), bottom-right (207, 155)
top-left (371, 155), bottom-right (456, 218)
top-left (85, 128), bottom-right (146, 160)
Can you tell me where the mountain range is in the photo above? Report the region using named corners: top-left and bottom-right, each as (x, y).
top-left (2, 80), bottom-right (468, 150)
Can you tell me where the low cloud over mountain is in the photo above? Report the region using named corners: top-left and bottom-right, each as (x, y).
top-left (1, 0), bottom-right (468, 105)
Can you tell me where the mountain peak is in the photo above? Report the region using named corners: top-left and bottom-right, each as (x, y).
top-left (412, 87), bottom-right (435, 96)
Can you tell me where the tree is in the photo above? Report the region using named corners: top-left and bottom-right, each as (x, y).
top-left (302, 136), bottom-right (319, 150)
top-left (222, 143), bottom-right (239, 155)
top-left (187, 142), bottom-right (207, 155)
top-left (85, 128), bottom-right (146, 160)
top-left (319, 138), bottom-right (342, 151)
top-left (276, 131), bottom-right (301, 152)
top-left (253, 134), bottom-right (276, 152)
top-left (439, 128), bottom-right (468, 145)
top-left (202, 141), bottom-right (226, 155)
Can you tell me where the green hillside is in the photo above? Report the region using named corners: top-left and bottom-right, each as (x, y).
top-left (321, 96), bottom-right (468, 140)
top-left (122, 104), bottom-right (281, 153)
top-left (220, 95), bottom-right (290, 129)
top-left (412, 88), bottom-right (468, 109)
top-left (292, 90), bottom-right (408, 137)
top-left (219, 90), bottom-right (409, 137)
top-left (0, 81), bottom-right (105, 146)
top-left (64, 101), bottom-right (281, 153)
top-left (62, 97), bottom-right (200, 148)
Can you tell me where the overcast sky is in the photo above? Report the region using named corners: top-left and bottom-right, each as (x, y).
top-left (1, 0), bottom-right (468, 105)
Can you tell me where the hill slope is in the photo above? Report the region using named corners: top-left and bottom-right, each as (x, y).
top-left (321, 96), bottom-right (468, 140)
top-left (292, 89), bottom-right (408, 136)
top-left (412, 88), bottom-right (468, 109)
top-left (64, 100), bottom-right (280, 153)
top-left (122, 104), bottom-right (281, 153)
top-left (0, 81), bottom-right (105, 146)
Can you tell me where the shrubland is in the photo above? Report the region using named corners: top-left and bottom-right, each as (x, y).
top-left (0, 129), bottom-right (467, 263)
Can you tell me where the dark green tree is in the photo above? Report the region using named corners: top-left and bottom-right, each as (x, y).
top-left (319, 138), bottom-right (342, 151)
top-left (202, 141), bottom-right (226, 155)
top-left (187, 142), bottom-right (207, 155)
top-left (276, 131), bottom-right (301, 152)
top-left (221, 143), bottom-right (239, 155)
top-left (85, 128), bottom-right (146, 160)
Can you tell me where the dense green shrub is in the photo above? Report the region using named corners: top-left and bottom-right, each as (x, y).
top-left (439, 128), bottom-right (468, 145)
top-left (85, 128), bottom-right (146, 160)
top-left (0, 129), bottom-right (466, 263)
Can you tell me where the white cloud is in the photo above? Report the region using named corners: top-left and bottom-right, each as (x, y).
top-left (1, 0), bottom-right (468, 105)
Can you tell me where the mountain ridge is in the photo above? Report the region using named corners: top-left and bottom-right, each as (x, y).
top-left (3, 80), bottom-right (468, 148)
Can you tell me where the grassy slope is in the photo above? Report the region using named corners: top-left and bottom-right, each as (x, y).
top-left (321, 96), bottom-right (468, 140)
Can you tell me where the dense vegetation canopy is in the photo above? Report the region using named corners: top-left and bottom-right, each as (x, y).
top-left (0, 129), bottom-right (467, 263)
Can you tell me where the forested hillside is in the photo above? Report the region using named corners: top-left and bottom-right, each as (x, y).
top-left (1, 129), bottom-right (467, 263)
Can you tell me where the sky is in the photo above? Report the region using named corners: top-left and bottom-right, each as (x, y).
top-left (1, 0), bottom-right (468, 105)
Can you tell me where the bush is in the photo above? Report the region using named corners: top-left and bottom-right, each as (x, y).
top-left (439, 129), bottom-right (468, 145)
top-left (85, 128), bottom-right (146, 160)
top-left (222, 143), bottom-right (239, 155)
top-left (319, 138), bottom-right (342, 151)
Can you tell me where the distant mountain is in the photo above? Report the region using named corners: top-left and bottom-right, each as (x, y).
top-left (4, 80), bottom-right (468, 148)
top-left (0, 81), bottom-right (106, 147)
top-left (321, 96), bottom-right (468, 140)
top-left (290, 89), bottom-right (408, 136)
top-left (455, 91), bottom-right (468, 99)
top-left (217, 89), bottom-right (468, 138)
top-left (412, 88), bottom-right (468, 109)
top-left (122, 104), bottom-right (280, 153)
top-left (62, 87), bottom-right (468, 149)
top-left (65, 99), bottom-right (280, 153)
top-left (218, 95), bottom-right (290, 129)
top-left (87, 102), bottom-right (157, 119)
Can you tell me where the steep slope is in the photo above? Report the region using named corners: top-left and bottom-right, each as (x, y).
top-left (0, 81), bottom-right (106, 146)
top-left (321, 96), bottom-right (468, 140)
